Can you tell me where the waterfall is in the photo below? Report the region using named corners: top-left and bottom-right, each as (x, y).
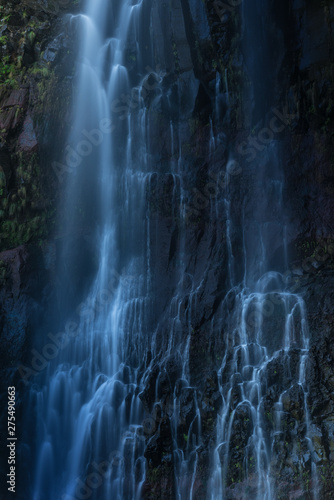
top-left (20, 0), bottom-right (321, 499)
top-left (30, 1), bottom-right (157, 498)
top-left (208, 0), bottom-right (319, 496)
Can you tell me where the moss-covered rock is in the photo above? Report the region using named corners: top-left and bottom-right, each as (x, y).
top-left (0, 0), bottom-right (79, 251)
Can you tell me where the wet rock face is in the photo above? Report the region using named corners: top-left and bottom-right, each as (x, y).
top-left (0, 0), bottom-right (79, 390)
top-left (0, 241), bottom-right (60, 494)
top-left (0, 1), bottom-right (79, 493)
top-left (0, 243), bottom-right (58, 368)
top-left (0, 0), bottom-right (79, 253)
top-left (302, 273), bottom-right (334, 495)
top-left (0, 246), bottom-right (29, 366)
top-left (139, 0), bottom-right (334, 498)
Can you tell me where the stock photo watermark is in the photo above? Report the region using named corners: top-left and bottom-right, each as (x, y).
top-left (52, 118), bottom-right (115, 183)
top-left (60, 400), bottom-right (174, 500)
top-left (184, 159), bottom-right (242, 223)
top-left (237, 105), bottom-right (299, 162)
top-left (17, 269), bottom-right (124, 384)
top-left (52, 65), bottom-right (162, 184)
top-left (243, 238), bottom-right (334, 329)
top-left (183, 99), bottom-right (299, 224)
top-left (60, 450), bottom-right (124, 500)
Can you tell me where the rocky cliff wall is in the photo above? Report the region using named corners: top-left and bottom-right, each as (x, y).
top-left (139, 1), bottom-right (334, 498)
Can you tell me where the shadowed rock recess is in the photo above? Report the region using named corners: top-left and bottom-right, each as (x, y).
top-left (0, 0), bottom-right (333, 499)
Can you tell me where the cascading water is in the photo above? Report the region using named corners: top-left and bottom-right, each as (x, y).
top-left (208, 0), bottom-right (320, 495)
top-left (29, 1), bottom-right (159, 498)
top-left (209, 270), bottom-right (317, 498)
top-left (20, 0), bottom-right (321, 498)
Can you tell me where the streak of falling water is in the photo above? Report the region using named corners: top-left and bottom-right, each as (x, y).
top-left (224, 69), bottom-right (230, 110)
top-left (29, 1), bottom-right (158, 499)
top-left (208, 0), bottom-right (319, 492)
top-left (210, 279), bottom-right (319, 498)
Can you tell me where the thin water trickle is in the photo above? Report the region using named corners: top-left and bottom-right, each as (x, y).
top-left (208, 63), bottom-right (318, 500)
